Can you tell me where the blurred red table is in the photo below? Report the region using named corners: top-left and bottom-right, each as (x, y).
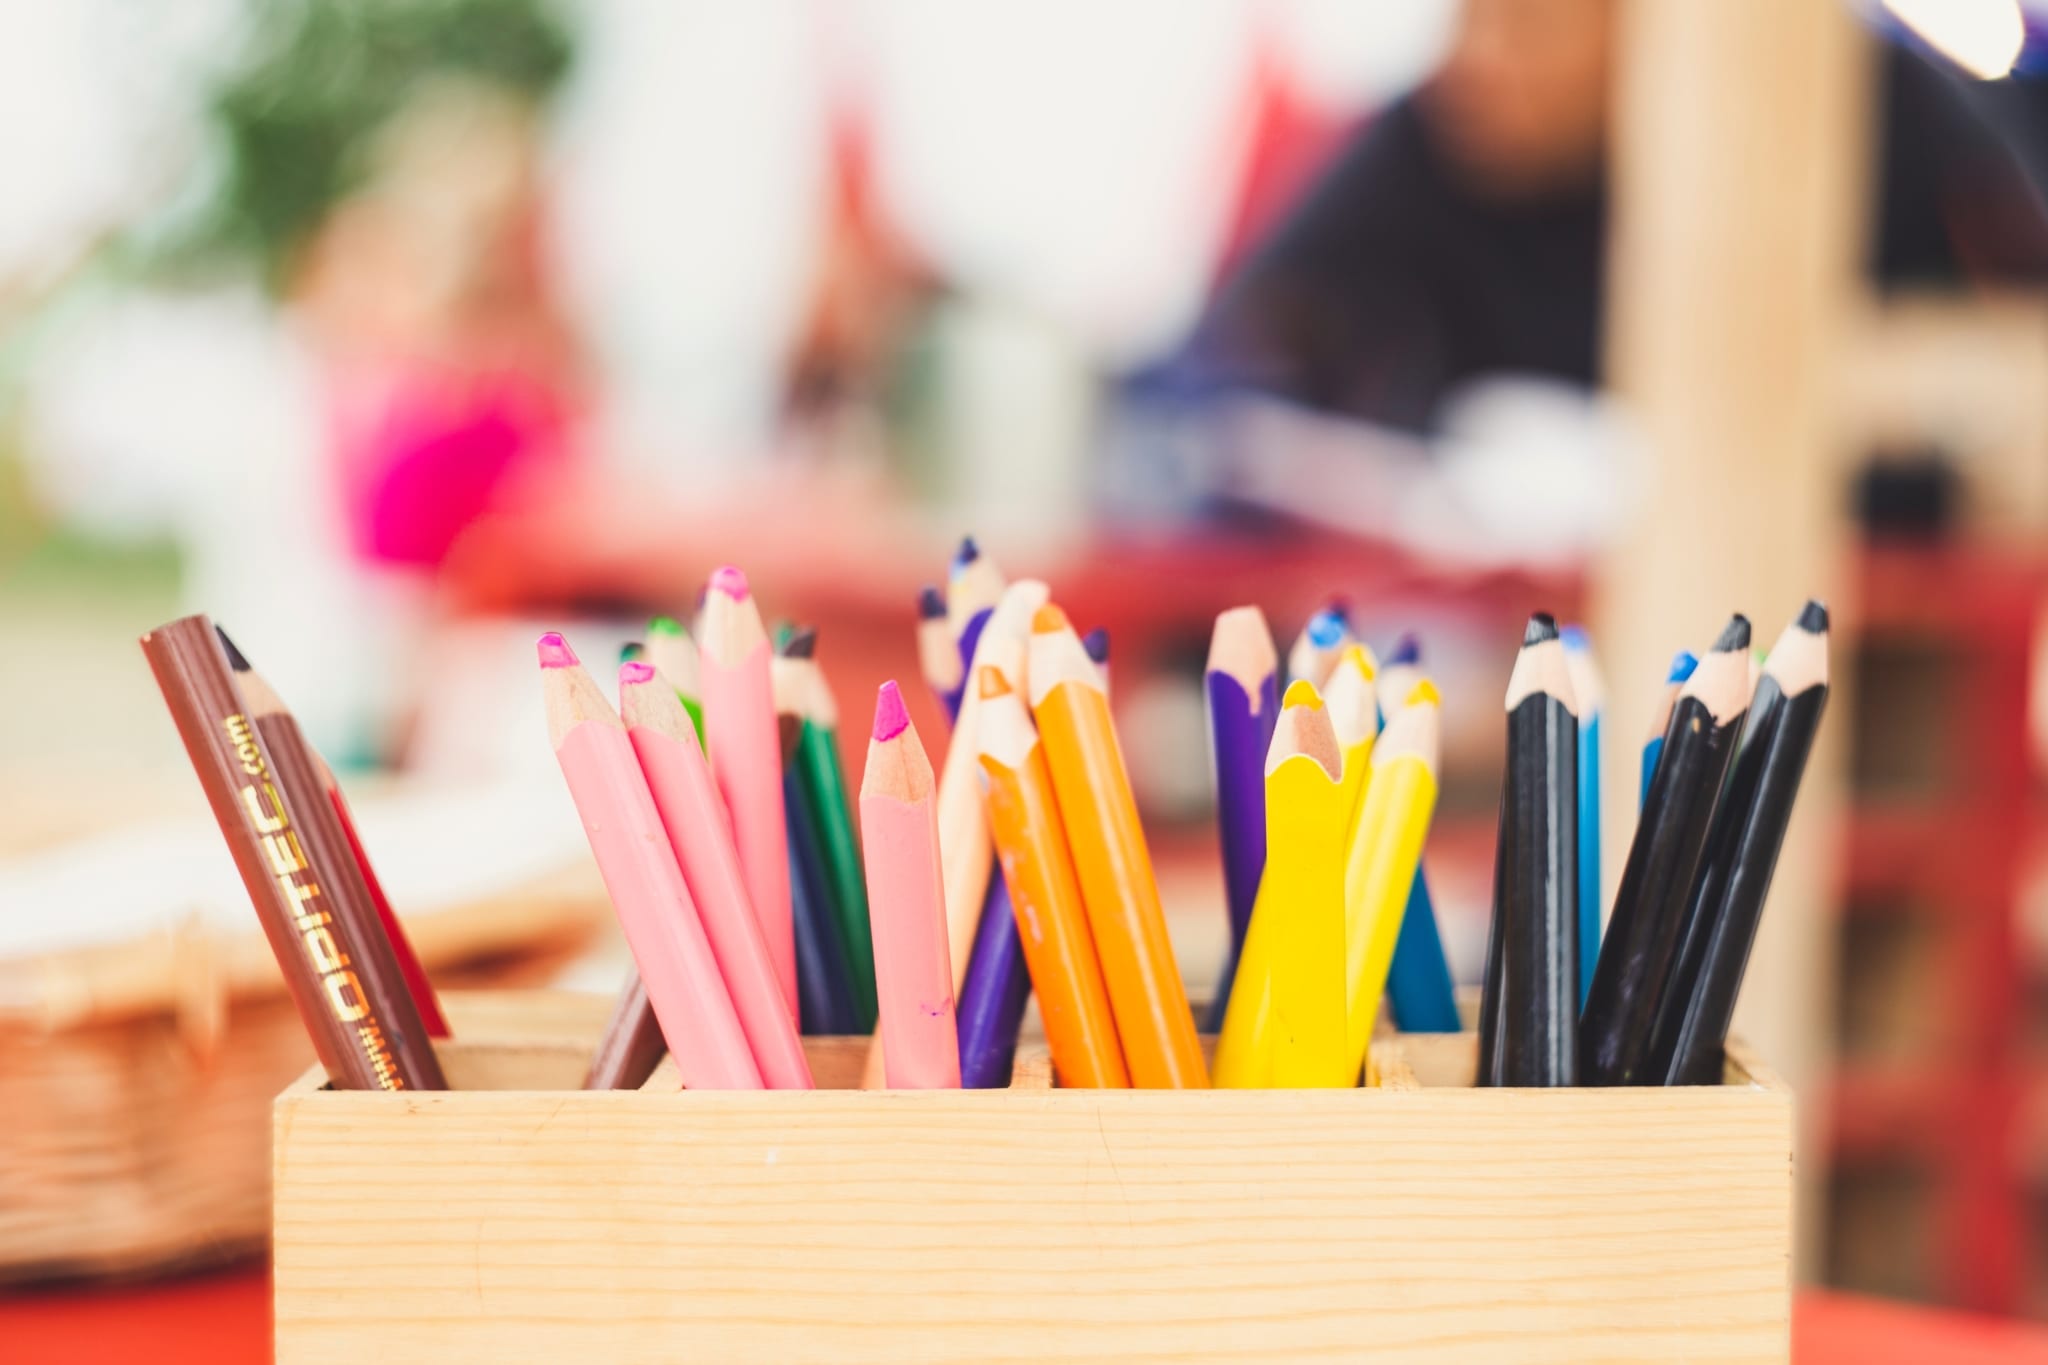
top-left (7, 1270), bottom-right (2048, 1363)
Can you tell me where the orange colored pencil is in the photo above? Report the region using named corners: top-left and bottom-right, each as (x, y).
top-left (1027, 604), bottom-right (1207, 1088)
top-left (976, 663), bottom-right (1129, 1088)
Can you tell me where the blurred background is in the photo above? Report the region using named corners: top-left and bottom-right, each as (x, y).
top-left (7, 0), bottom-right (2048, 1355)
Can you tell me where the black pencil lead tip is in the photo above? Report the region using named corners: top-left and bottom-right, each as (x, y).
top-left (917, 584), bottom-right (946, 620)
top-left (783, 625), bottom-right (818, 659)
top-left (213, 625), bottom-right (251, 672)
top-left (1796, 599), bottom-right (1829, 632)
top-left (1522, 612), bottom-right (1559, 646)
top-left (1711, 614), bottom-right (1752, 653)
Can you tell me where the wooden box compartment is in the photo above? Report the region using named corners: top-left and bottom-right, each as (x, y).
top-left (273, 992), bottom-right (1792, 1363)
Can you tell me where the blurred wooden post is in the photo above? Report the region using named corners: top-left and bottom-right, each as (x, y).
top-left (1598, 0), bottom-right (1869, 1276)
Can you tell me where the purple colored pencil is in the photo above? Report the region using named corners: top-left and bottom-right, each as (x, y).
top-left (944, 536), bottom-right (1034, 1085)
top-left (1203, 606), bottom-right (1281, 1031)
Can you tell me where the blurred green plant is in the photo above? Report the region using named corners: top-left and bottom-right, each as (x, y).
top-left (182, 0), bottom-right (574, 289)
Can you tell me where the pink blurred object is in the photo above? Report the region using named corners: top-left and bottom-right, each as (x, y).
top-left (329, 361), bottom-right (571, 568)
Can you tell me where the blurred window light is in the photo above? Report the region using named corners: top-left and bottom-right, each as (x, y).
top-left (1881, 0), bottom-right (2026, 80)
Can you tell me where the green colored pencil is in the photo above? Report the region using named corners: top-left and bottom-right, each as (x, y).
top-left (644, 615), bottom-right (706, 744)
top-left (782, 627), bottom-right (878, 1029)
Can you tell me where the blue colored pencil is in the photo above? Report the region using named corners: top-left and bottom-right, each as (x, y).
top-left (1385, 866), bottom-right (1462, 1032)
top-left (1374, 633), bottom-right (1462, 1032)
top-left (1561, 625), bottom-right (1604, 1006)
top-left (1641, 650), bottom-right (1699, 806)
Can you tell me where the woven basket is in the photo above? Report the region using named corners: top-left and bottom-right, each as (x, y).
top-left (0, 862), bottom-right (605, 1284)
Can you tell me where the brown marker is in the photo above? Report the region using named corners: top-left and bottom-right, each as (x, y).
top-left (141, 614), bottom-right (444, 1091)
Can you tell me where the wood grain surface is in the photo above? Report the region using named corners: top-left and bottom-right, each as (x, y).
top-left (275, 996), bottom-right (1789, 1362)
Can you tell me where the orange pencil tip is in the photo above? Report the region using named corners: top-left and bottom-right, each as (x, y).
top-left (977, 665), bottom-right (1013, 700)
top-left (1032, 602), bottom-right (1072, 634)
top-left (1281, 678), bottom-right (1324, 709)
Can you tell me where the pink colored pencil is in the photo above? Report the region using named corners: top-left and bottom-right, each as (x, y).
top-left (539, 633), bottom-right (762, 1090)
top-left (698, 566), bottom-right (799, 1021)
top-left (859, 681), bottom-right (960, 1089)
top-left (620, 661), bottom-right (814, 1090)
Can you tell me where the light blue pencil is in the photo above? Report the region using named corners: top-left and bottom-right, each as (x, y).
top-left (1561, 625), bottom-right (1603, 1007)
top-left (1375, 633), bottom-right (1461, 1031)
top-left (1640, 650), bottom-right (1699, 805)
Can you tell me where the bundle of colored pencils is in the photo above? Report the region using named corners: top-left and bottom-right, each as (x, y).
top-left (1206, 603), bottom-right (1456, 1087)
top-left (1476, 604), bottom-right (1830, 1088)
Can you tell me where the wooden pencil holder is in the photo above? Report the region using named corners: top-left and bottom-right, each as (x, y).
top-left (273, 990), bottom-right (1792, 1363)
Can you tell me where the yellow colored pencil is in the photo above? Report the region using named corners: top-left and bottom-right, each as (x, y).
top-left (1342, 679), bottom-right (1443, 1079)
top-left (1322, 644), bottom-right (1380, 827)
top-left (1265, 682), bottom-right (1351, 1087)
top-left (1214, 680), bottom-right (1348, 1088)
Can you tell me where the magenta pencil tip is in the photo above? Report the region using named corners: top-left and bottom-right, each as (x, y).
top-left (619, 660), bottom-right (657, 686)
top-left (872, 680), bottom-right (911, 741)
top-left (537, 632), bottom-right (579, 668)
top-left (709, 565), bottom-right (750, 601)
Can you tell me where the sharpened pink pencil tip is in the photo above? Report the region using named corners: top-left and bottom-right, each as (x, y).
top-left (709, 565), bottom-right (750, 601)
top-left (619, 660), bottom-right (657, 686)
top-left (537, 632), bottom-right (578, 668)
top-left (873, 680), bottom-right (910, 741)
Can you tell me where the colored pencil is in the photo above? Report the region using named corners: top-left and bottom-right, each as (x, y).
top-left (1641, 651), bottom-right (1699, 806)
top-left (1580, 615), bottom-right (1751, 1087)
top-left (217, 628), bottom-right (448, 1040)
top-left (1030, 603), bottom-right (1208, 1088)
top-left (1560, 624), bottom-right (1604, 1006)
top-left (219, 632), bottom-right (446, 1081)
top-left (1373, 634), bottom-right (1461, 1034)
top-left (620, 641), bottom-right (646, 665)
top-left (1324, 644), bottom-right (1380, 816)
top-left (1646, 602), bottom-right (1829, 1086)
top-left (1265, 683), bottom-right (1351, 1086)
top-left (776, 656), bottom-right (862, 1037)
top-left (540, 633), bottom-right (761, 1089)
top-left (782, 628), bottom-right (879, 1030)
top-left (1285, 602), bottom-right (1351, 691)
top-left (584, 969), bottom-right (666, 1090)
top-left (1081, 627), bottom-right (1111, 691)
top-left (859, 681), bottom-right (961, 1088)
top-left (944, 549), bottom-right (1034, 1089)
top-left (620, 659), bottom-right (813, 1086)
top-left (142, 615), bottom-right (444, 1091)
top-left (944, 536), bottom-right (1004, 715)
top-left (861, 581), bottom-right (1045, 1090)
top-left (644, 615), bottom-right (705, 744)
top-left (1476, 614), bottom-right (1580, 1088)
top-left (1341, 679), bottom-right (1442, 1078)
top-left (698, 566), bottom-right (799, 1021)
top-left (935, 580), bottom-right (1047, 987)
top-left (915, 585), bottom-right (960, 715)
top-left (1203, 605), bottom-right (1279, 1032)
top-left (976, 663), bottom-right (1130, 1088)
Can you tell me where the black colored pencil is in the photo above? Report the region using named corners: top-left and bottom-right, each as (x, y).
top-left (1644, 602), bottom-right (1830, 1086)
top-left (1579, 614), bottom-right (1752, 1086)
top-left (1477, 613), bottom-right (1580, 1087)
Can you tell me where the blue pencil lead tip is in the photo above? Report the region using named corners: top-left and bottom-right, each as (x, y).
top-left (1667, 650), bottom-right (1698, 683)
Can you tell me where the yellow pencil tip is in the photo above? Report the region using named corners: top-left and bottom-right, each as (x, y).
top-left (1405, 678), bottom-right (1441, 706)
top-left (1281, 678), bottom-right (1325, 710)
top-left (1341, 643), bottom-right (1377, 680)
top-left (1032, 602), bottom-right (1071, 634)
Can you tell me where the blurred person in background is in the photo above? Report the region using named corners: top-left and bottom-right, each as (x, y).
top-left (1174, 0), bottom-right (2048, 434)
